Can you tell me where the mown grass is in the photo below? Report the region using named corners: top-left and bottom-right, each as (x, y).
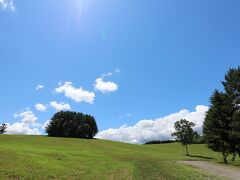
top-left (0, 135), bottom-right (239, 179)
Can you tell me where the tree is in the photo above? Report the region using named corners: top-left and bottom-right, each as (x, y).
top-left (204, 67), bottom-right (240, 163)
top-left (203, 90), bottom-right (231, 164)
top-left (172, 119), bottom-right (195, 156)
top-left (230, 111), bottom-right (240, 161)
top-left (0, 123), bottom-right (7, 134)
top-left (222, 67), bottom-right (240, 161)
top-left (46, 111), bottom-right (98, 139)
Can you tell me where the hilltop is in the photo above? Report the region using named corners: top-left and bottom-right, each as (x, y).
top-left (0, 135), bottom-right (239, 179)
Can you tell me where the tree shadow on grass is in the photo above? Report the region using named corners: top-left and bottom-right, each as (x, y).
top-left (189, 155), bottom-right (215, 160)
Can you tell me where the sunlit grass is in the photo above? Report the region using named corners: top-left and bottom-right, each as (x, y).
top-left (0, 135), bottom-right (238, 179)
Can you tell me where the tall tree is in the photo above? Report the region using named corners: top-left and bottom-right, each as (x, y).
top-left (203, 90), bottom-right (231, 164)
top-left (230, 111), bottom-right (240, 161)
top-left (0, 123), bottom-right (7, 134)
top-left (222, 67), bottom-right (240, 161)
top-left (172, 119), bottom-right (195, 156)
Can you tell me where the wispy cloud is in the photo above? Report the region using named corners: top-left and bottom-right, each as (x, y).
top-left (35, 85), bottom-right (44, 91)
top-left (113, 68), bottom-right (121, 74)
top-left (118, 113), bottom-right (132, 120)
top-left (101, 69), bottom-right (120, 78)
top-left (0, 0), bottom-right (16, 11)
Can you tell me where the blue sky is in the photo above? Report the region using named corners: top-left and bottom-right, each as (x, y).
top-left (1, 0), bottom-right (240, 143)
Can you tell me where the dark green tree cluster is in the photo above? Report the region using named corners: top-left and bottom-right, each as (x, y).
top-left (46, 111), bottom-right (98, 139)
top-left (203, 67), bottom-right (240, 164)
top-left (144, 140), bottom-right (176, 145)
top-left (0, 123), bottom-right (7, 134)
top-left (172, 119), bottom-right (195, 156)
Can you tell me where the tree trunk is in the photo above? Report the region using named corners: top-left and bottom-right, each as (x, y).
top-left (222, 152), bottom-right (228, 164)
top-left (185, 144), bottom-right (189, 156)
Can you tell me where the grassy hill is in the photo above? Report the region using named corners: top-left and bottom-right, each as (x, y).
top-left (0, 135), bottom-right (238, 179)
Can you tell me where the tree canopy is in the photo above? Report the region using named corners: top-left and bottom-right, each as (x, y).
top-left (46, 111), bottom-right (98, 139)
top-left (172, 119), bottom-right (195, 156)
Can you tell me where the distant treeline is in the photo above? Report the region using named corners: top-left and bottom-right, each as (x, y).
top-left (144, 140), bottom-right (176, 145)
top-left (145, 134), bottom-right (204, 145)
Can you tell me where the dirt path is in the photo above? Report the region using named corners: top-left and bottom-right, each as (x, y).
top-left (178, 161), bottom-right (240, 180)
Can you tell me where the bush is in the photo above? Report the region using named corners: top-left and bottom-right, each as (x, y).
top-left (46, 111), bottom-right (98, 139)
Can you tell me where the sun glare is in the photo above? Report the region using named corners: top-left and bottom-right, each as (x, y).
top-left (68, 0), bottom-right (89, 21)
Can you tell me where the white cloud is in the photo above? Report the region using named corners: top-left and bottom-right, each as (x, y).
top-left (55, 82), bottom-right (95, 104)
top-left (6, 119), bottom-right (50, 135)
top-left (94, 69), bottom-right (119, 94)
top-left (14, 110), bottom-right (38, 124)
top-left (0, 0), bottom-right (15, 11)
top-left (35, 85), bottom-right (44, 91)
top-left (35, 103), bottom-right (48, 112)
top-left (6, 122), bottom-right (41, 135)
top-left (94, 78), bottom-right (118, 94)
top-left (50, 101), bottom-right (71, 111)
top-left (6, 110), bottom-right (40, 135)
top-left (96, 105), bottom-right (209, 144)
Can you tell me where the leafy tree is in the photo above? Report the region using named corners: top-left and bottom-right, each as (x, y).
top-left (172, 119), bottom-right (195, 156)
top-left (203, 90), bottom-right (231, 164)
top-left (46, 111), bottom-right (98, 139)
top-left (0, 123), bottom-right (7, 134)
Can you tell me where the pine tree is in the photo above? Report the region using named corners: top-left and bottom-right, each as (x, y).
top-left (203, 90), bottom-right (231, 164)
top-left (204, 67), bottom-right (240, 163)
top-left (222, 67), bottom-right (240, 161)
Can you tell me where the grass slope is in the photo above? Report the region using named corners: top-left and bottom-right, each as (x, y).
top-left (0, 135), bottom-right (238, 179)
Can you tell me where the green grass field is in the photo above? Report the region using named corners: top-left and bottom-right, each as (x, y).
top-left (0, 135), bottom-right (239, 179)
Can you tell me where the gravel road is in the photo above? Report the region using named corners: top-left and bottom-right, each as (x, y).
top-left (178, 161), bottom-right (240, 180)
